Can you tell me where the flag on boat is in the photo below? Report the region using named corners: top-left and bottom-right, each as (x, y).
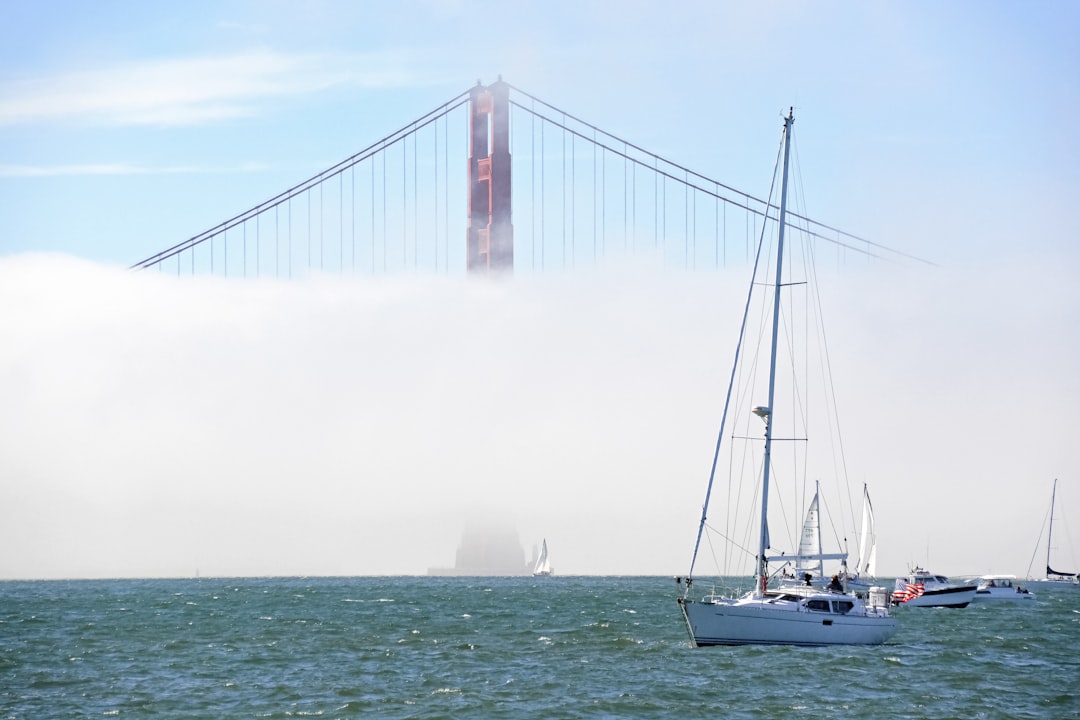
top-left (889, 578), bottom-right (924, 604)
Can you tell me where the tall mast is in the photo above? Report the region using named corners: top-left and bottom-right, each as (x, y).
top-left (756, 107), bottom-right (795, 596)
top-left (1047, 478), bottom-right (1058, 576)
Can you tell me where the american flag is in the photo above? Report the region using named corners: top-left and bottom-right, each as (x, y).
top-left (892, 582), bottom-right (925, 603)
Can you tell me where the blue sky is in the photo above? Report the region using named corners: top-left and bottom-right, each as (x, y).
top-left (1, 1), bottom-right (1079, 579)
top-left (3, 1), bottom-right (1076, 266)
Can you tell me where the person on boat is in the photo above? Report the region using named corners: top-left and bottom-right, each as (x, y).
top-left (803, 573), bottom-right (813, 586)
top-left (828, 575), bottom-right (843, 592)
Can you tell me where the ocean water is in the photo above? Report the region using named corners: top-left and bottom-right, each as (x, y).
top-left (1, 576), bottom-right (1077, 719)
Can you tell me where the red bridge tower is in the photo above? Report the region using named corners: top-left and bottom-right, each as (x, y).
top-left (467, 79), bottom-right (513, 272)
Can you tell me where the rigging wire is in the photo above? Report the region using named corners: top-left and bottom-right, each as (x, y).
top-left (687, 124), bottom-right (786, 582)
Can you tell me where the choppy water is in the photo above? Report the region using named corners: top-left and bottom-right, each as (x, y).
top-left (1, 576), bottom-right (1077, 719)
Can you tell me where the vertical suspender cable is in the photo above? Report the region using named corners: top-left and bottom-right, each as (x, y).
top-left (386, 146), bottom-right (390, 269)
top-left (531, 105), bottom-right (536, 270)
top-left (339, 172), bottom-right (343, 272)
top-left (601, 143), bottom-right (606, 258)
top-left (414, 129), bottom-right (418, 268)
top-left (652, 161), bottom-right (657, 248)
top-left (370, 156), bottom-right (375, 272)
top-left (443, 114), bottom-right (448, 272)
top-left (433, 116), bottom-right (439, 271)
top-left (351, 164), bottom-right (355, 271)
top-left (540, 118), bottom-right (545, 270)
top-left (320, 181), bottom-right (324, 272)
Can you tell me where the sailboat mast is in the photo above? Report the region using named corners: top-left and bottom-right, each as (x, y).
top-left (1046, 478), bottom-right (1058, 576)
top-left (812, 479), bottom-right (823, 578)
top-left (756, 108), bottom-right (795, 595)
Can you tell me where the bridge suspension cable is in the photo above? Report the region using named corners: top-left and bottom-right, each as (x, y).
top-left (131, 90), bottom-right (471, 275)
top-left (504, 83), bottom-right (931, 267)
top-left (131, 80), bottom-right (931, 276)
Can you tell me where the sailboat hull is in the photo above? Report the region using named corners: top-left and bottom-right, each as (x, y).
top-left (1023, 578), bottom-right (1078, 589)
top-left (679, 596), bottom-right (897, 647)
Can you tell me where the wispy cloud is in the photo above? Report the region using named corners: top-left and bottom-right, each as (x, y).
top-left (0, 162), bottom-right (270, 178)
top-left (0, 49), bottom-right (424, 128)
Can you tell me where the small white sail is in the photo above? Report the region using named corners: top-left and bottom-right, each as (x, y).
top-left (856, 484), bottom-right (877, 578)
top-left (796, 484), bottom-right (823, 579)
top-left (532, 539), bottom-right (553, 576)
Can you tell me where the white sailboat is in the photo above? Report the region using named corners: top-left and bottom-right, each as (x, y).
top-left (532, 539), bottom-right (553, 577)
top-left (846, 484), bottom-right (878, 592)
top-left (676, 109), bottom-right (897, 647)
top-left (1026, 479), bottom-right (1078, 588)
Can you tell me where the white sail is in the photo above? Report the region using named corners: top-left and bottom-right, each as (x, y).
top-left (856, 484), bottom-right (877, 578)
top-left (532, 539), bottom-right (553, 576)
top-left (796, 483), bottom-right (823, 578)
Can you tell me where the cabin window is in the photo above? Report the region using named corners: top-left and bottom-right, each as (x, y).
top-left (832, 600), bottom-right (854, 614)
top-left (806, 599), bottom-right (831, 613)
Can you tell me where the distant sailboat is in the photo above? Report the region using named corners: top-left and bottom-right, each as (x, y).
top-left (532, 539), bottom-right (554, 577)
top-left (1027, 479), bottom-right (1079, 587)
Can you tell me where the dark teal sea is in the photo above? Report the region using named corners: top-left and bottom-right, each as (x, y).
top-left (1, 576), bottom-right (1077, 719)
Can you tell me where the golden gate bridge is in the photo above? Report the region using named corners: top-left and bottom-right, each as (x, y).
top-left (131, 78), bottom-right (921, 277)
